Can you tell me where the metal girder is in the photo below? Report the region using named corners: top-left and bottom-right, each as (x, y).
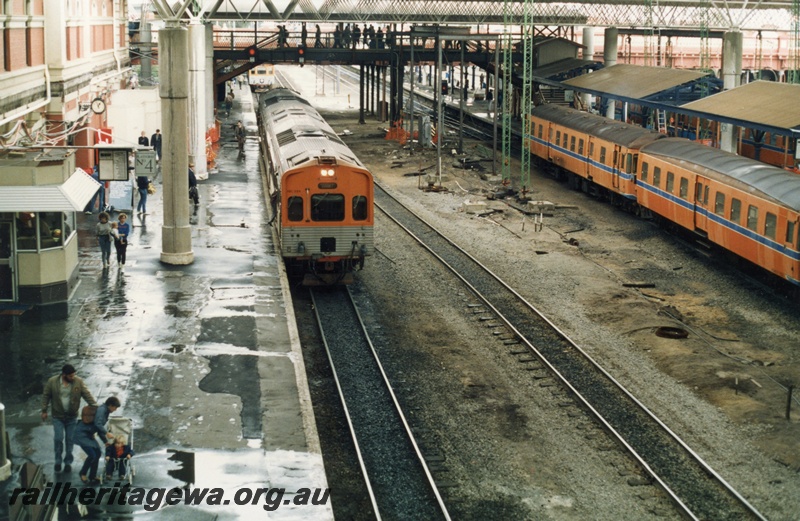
top-left (181, 0), bottom-right (796, 30)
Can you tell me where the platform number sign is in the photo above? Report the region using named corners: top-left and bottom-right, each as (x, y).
top-left (135, 150), bottom-right (157, 176)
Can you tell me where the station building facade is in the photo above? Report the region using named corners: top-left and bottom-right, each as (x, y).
top-left (0, 0), bottom-right (131, 305)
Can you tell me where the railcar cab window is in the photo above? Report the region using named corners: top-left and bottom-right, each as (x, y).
top-left (746, 205), bottom-right (759, 232)
top-left (714, 192), bottom-right (726, 215)
top-left (730, 198), bottom-right (742, 223)
top-left (352, 196), bottom-right (368, 221)
top-left (311, 193), bottom-right (345, 221)
top-left (287, 196), bottom-right (304, 221)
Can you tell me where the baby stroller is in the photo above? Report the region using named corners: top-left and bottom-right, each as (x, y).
top-left (101, 417), bottom-right (135, 485)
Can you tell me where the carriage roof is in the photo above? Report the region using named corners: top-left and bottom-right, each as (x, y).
top-left (261, 89), bottom-right (364, 171)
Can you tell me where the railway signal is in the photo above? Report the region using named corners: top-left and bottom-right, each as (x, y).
top-left (298, 44), bottom-right (305, 67)
top-left (247, 46), bottom-right (256, 62)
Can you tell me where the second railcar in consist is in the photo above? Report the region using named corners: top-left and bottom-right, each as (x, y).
top-left (259, 88), bottom-right (373, 285)
top-left (527, 104), bottom-right (800, 287)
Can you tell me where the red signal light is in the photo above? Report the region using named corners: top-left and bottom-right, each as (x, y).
top-left (247, 47), bottom-right (256, 56)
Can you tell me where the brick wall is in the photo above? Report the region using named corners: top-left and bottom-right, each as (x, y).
top-left (4, 28), bottom-right (27, 71)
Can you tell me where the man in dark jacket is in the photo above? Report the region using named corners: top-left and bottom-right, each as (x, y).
top-left (41, 364), bottom-right (98, 473)
top-left (150, 129), bottom-right (163, 161)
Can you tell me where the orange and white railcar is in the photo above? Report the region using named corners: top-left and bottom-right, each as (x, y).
top-left (259, 88), bottom-right (373, 284)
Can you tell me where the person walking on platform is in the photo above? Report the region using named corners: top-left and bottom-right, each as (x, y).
top-left (189, 163), bottom-right (199, 206)
top-left (301, 23), bottom-right (307, 47)
top-left (234, 120), bottom-right (245, 153)
top-left (150, 129), bottom-right (162, 162)
top-left (114, 213), bottom-right (130, 270)
top-left (137, 131), bottom-right (149, 147)
top-left (315, 24), bottom-right (322, 48)
top-left (41, 364), bottom-right (98, 474)
top-left (84, 165), bottom-right (103, 215)
top-left (136, 175), bottom-right (149, 215)
top-left (96, 212), bottom-right (113, 267)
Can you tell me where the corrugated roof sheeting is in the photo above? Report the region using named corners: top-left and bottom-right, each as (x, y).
top-left (682, 81), bottom-right (800, 130)
top-left (0, 169), bottom-right (100, 212)
top-left (562, 64), bottom-right (709, 99)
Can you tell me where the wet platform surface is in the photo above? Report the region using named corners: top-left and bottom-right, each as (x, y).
top-left (0, 87), bottom-right (331, 519)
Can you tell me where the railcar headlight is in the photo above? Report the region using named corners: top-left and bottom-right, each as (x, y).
top-left (320, 168), bottom-right (335, 177)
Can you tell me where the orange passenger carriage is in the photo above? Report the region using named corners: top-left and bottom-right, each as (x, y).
top-left (527, 104), bottom-right (665, 208)
top-left (527, 103), bottom-right (800, 287)
top-left (259, 88), bottom-right (374, 285)
top-left (637, 138), bottom-right (800, 284)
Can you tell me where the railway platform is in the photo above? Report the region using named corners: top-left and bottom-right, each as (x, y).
top-left (0, 87), bottom-right (332, 519)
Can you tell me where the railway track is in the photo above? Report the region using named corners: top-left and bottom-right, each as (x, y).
top-left (374, 182), bottom-right (768, 521)
top-left (310, 287), bottom-right (451, 521)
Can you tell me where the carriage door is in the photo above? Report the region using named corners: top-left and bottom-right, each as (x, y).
top-left (694, 176), bottom-right (711, 234)
top-left (0, 221), bottom-right (16, 301)
top-left (611, 145), bottom-right (622, 189)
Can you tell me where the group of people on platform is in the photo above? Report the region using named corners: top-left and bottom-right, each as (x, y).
top-left (41, 364), bottom-right (134, 485)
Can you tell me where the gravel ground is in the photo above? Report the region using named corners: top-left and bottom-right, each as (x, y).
top-left (286, 73), bottom-right (799, 520)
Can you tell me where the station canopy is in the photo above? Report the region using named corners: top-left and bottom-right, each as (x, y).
top-left (562, 64), bottom-right (710, 99)
top-left (0, 169), bottom-right (101, 212)
top-left (682, 81), bottom-right (800, 132)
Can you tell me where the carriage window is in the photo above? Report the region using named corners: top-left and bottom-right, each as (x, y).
top-left (787, 221), bottom-right (797, 246)
top-left (696, 183), bottom-right (703, 200)
top-left (537, 124), bottom-right (543, 139)
top-left (641, 162), bottom-right (649, 182)
top-left (714, 193), bottom-right (725, 215)
top-left (746, 205), bottom-right (759, 231)
top-left (704, 186), bottom-right (709, 205)
top-left (666, 172), bottom-right (675, 193)
top-left (625, 154), bottom-right (633, 174)
top-left (679, 178), bottom-right (689, 199)
top-left (652, 167), bottom-right (661, 187)
top-left (764, 212), bottom-right (777, 239)
top-left (570, 136), bottom-right (576, 152)
top-left (352, 195), bottom-right (368, 221)
top-left (578, 139), bottom-right (584, 154)
top-left (563, 134), bottom-right (568, 148)
top-left (311, 193), bottom-right (345, 221)
top-left (600, 147), bottom-right (606, 164)
top-left (555, 131), bottom-right (561, 146)
top-left (287, 196), bottom-right (304, 221)
top-left (730, 198), bottom-right (742, 223)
